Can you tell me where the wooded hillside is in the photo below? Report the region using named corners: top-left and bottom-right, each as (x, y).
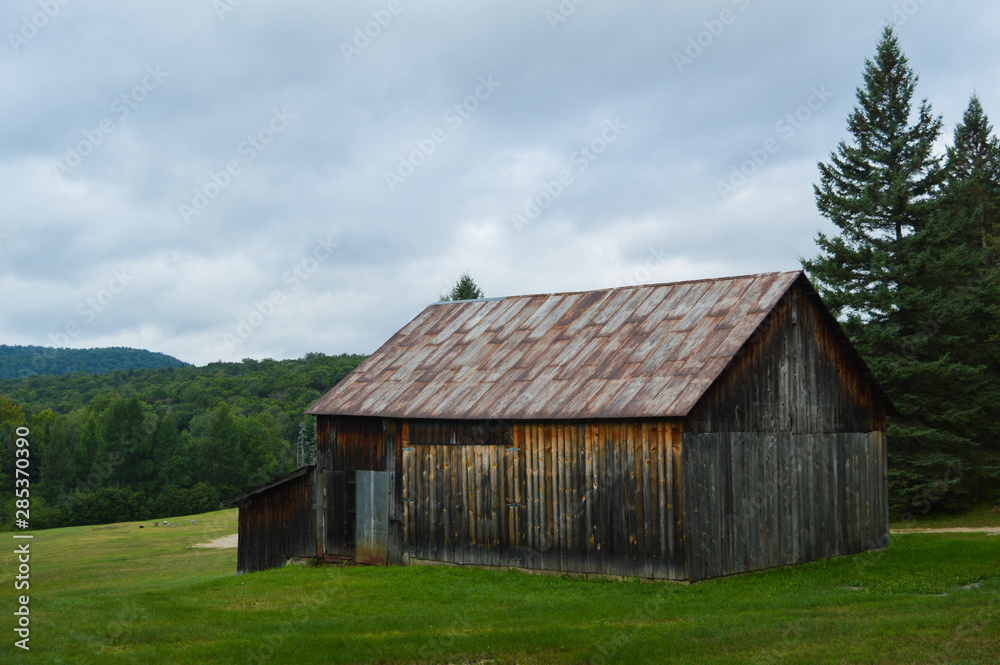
top-left (0, 352), bottom-right (366, 529)
top-left (0, 345), bottom-right (189, 379)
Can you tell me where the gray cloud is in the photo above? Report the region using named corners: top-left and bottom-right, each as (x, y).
top-left (2, 0), bottom-right (998, 365)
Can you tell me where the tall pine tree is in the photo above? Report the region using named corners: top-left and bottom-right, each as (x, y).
top-left (943, 96), bottom-right (1000, 268)
top-left (802, 28), bottom-right (980, 514)
top-left (803, 26), bottom-right (943, 342)
top-left (898, 96), bottom-right (1000, 505)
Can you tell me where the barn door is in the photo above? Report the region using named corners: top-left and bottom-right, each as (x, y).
top-left (355, 470), bottom-right (390, 564)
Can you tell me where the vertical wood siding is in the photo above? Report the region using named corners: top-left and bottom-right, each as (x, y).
top-left (401, 419), bottom-right (686, 580)
top-left (316, 415), bottom-right (404, 564)
top-left (236, 469), bottom-right (316, 574)
top-left (683, 285), bottom-right (889, 580)
top-left (317, 415), bottom-right (385, 471)
top-left (317, 415), bottom-right (387, 557)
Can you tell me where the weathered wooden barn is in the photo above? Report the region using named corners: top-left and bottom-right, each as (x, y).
top-left (230, 271), bottom-right (894, 580)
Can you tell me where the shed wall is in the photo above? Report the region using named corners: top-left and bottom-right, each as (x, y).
top-left (236, 469), bottom-right (316, 574)
top-left (683, 285), bottom-right (889, 579)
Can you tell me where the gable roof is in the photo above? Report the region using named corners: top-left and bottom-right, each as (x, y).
top-left (306, 271), bottom-right (888, 420)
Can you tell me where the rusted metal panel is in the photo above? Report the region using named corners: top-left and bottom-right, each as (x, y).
top-left (306, 272), bottom-right (824, 420)
top-left (355, 470), bottom-right (390, 565)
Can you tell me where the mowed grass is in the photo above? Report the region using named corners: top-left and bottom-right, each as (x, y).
top-left (0, 510), bottom-right (997, 664)
top-left (891, 504), bottom-right (1000, 529)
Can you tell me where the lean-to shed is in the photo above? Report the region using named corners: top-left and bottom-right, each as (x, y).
top-left (223, 465), bottom-right (317, 573)
top-left (237, 271), bottom-right (894, 580)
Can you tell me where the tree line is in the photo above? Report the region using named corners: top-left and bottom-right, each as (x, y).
top-left (803, 27), bottom-right (1000, 515)
top-left (0, 345), bottom-right (189, 380)
top-left (0, 353), bottom-right (365, 528)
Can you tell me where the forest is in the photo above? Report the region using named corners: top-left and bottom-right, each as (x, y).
top-left (0, 353), bottom-right (366, 529)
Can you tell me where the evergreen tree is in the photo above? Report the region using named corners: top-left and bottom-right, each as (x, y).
top-left (804, 28), bottom-right (969, 513)
top-left (151, 411), bottom-right (181, 489)
top-left (32, 409), bottom-right (74, 500)
top-left (897, 96), bottom-right (1000, 505)
top-left (239, 415), bottom-right (279, 487)
top-left (806, 29), bottom-right (1000, 512)
top-left (803, 26), bottom-right (943, 341)
top-left (99, 394), bottom-right (149, 487)
top-left (439, 272), bottom-right (485, 301)
top-left (195, 403), bottom-right (240, 488)
top-left (944, 96), bottom-right (1000, 268)
top-left (73, 412), bottom-right (105, 490)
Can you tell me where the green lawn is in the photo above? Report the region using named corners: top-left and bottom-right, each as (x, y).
top-left (891, 504), bottom-right (1000, 529)
top-left (1, 509), bottom-right (998, 664)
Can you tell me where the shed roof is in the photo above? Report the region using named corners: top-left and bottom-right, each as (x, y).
top-left (306, 271), bottom-right (885, 420)
top-left (220, 464), bottom-right (314, 507)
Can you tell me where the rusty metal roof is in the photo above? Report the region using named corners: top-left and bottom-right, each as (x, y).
top-left (307, 271), bottom-right (807, 420)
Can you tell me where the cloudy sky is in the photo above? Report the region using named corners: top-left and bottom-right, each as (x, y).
top-left (1, 1), bottom-right (998, 366)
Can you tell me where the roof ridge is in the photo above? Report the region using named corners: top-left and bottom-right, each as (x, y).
top-left (427, 270), bottom-right (803, 305)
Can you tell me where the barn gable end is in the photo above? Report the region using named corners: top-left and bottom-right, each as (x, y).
top-left (682, 277), bottom-right (889, 579)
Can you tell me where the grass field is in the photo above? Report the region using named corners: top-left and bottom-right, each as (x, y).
top-left (1, 509), bottom-right (998, 664)
top-left (891, 504), bottom-right (1000, 529)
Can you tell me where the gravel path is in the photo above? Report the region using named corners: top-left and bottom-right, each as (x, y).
top-left (891, 527), bottom-right (1000, 535)
top-left (192, 533), bottom-right (239, 548)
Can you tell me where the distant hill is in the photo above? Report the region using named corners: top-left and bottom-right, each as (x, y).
top-left (0, 345), bottom-right (190, 379)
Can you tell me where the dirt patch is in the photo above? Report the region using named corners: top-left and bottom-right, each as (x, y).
top-left (891, 527), bottom-right (1000, 536)
top-left (192, 534), bottom-right (239, 548)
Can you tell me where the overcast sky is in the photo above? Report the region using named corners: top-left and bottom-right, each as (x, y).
top-left (1, 1), bottom-right (998, 366)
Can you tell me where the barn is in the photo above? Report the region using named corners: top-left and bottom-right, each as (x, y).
top-left (229, 270), bottom-right (893, 580)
